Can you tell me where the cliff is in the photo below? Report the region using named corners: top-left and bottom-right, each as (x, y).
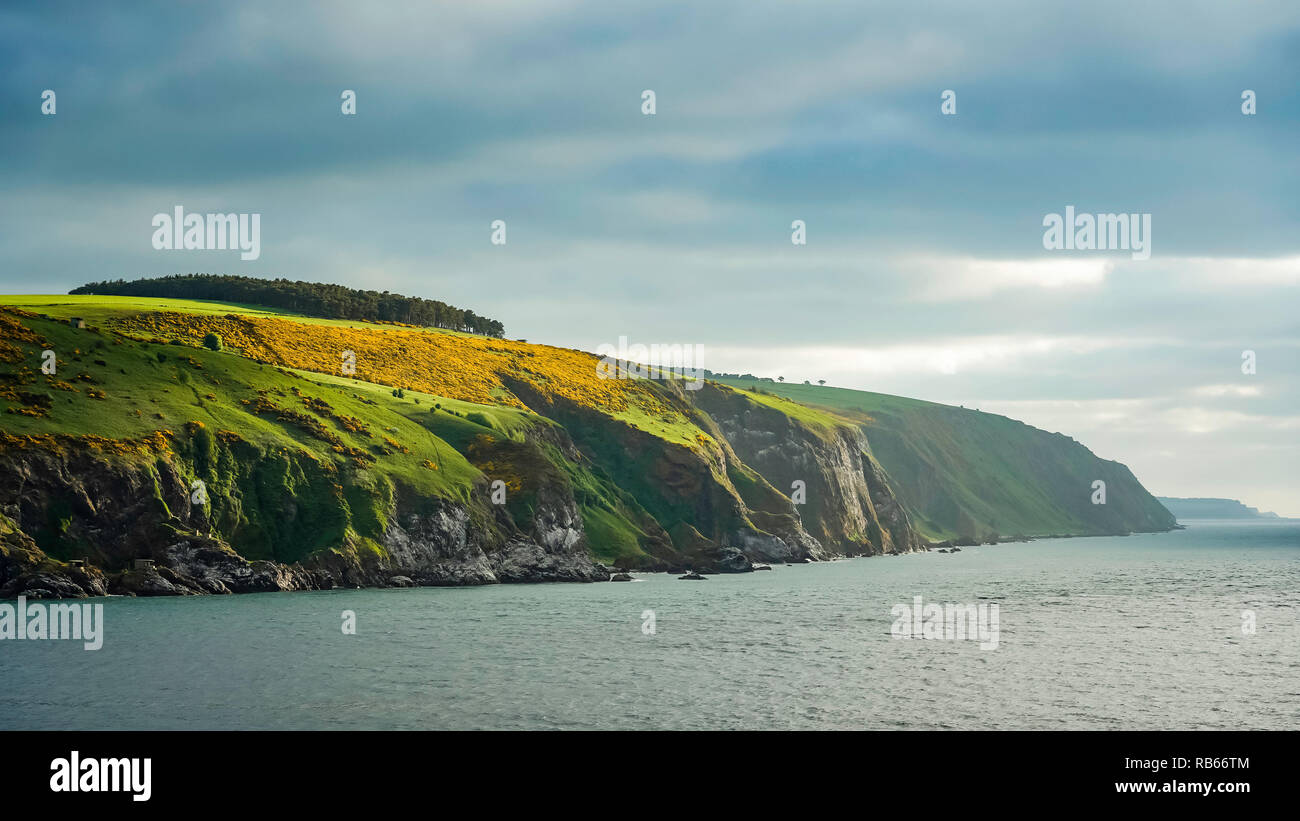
top-left (0, 297), bottom-right (1176, 598)
top-left (711, 378), bottom-right (1178, 541)
top-left (1156, 497), bottom-right (1284, 520)
top-left (0, 303), bottom-right (923, 597)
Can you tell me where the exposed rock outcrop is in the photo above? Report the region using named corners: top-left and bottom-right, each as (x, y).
top-left (692, 383), bottom-right (923, 556)
top-left (0, 433), bottom-right (606, 598)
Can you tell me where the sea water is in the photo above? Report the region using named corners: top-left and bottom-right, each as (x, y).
top-left (2, 520), bottom-right (1295, 730)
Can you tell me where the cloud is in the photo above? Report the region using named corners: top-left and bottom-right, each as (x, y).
top-left (704, 335), bottom-right (1148, 380)
top-left (0, 0), bottom-right (1297, 510)
top-left (1177, 256), bottom-right (1300, 287)
top-left (907, 257), bottom-right (1113, 300)
top-left (1192, 384), bottom-right (1262, 398)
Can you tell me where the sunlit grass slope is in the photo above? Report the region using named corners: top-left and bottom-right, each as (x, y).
top-left (0, 303), bottom-right (674, 566)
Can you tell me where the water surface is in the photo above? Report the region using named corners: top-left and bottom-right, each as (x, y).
top-left (2, 520), bottom-right (1296, 730)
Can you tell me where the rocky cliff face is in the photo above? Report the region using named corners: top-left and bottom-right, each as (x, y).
top-left (693, 383), bottom-right (922, 556)
top-left (0, 382), bottom-right (925, 598)
top-left (0, 433), bottom-right (607, 598)
top-left (503, 377), bottom-right (837, 572)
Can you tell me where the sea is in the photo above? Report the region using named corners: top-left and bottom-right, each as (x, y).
top-left (2, 519), bottom-right (1296, 730)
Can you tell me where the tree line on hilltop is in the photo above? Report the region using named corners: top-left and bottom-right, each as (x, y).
top-left (70, 274), bottom-right (506, 337)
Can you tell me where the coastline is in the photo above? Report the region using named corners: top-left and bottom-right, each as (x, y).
top-left (2, 522), bottom-right (1191, 601)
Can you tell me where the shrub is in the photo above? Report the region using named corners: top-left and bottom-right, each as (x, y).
top-left (203, 333), bottom-right (222, 352)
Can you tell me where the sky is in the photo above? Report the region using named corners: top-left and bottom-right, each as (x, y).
top-left (1, 1), bottom-right (1297, 515)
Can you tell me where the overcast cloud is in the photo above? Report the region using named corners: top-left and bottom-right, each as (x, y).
top-left (2, 0), bottom-right (1296, 513)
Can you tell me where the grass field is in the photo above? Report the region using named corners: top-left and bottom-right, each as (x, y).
top-left (0, 299), bottom-right (685, 566)
top-left (713, 376), bottom-right (943, 419)
top-left (11, 295), bottom-right (721, 451)
top-left (0, 309), bottom-right (486, 499)
top-left (4, 294), bottom-right (484, 336)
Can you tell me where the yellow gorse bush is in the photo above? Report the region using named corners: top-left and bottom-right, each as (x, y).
top-left (108, 312), bottom-right (679, 419)
top-left (0, 430), bottom-right (172, 456)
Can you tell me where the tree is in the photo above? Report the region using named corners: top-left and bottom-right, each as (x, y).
top-left (818, 379), bottom-right (825, 386)
top-left (777, 376), bottom-right (784, 382)
top-left (69, 274), bottom-right (507, 338)
top-left (202, 333), bottom-right (222, 351)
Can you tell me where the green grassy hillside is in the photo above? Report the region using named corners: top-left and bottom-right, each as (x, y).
top-left (712, 378), bottom-right (1176, 540)
top-left (1, 298), bottom-right (885, 588)
top-left (1, 293), bottom-right (1177, 598)
top-left (0, 305), bottom-right (679, 578)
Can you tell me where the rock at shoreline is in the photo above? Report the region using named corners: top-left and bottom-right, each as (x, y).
top-left (111, 568), bottom-right (193, 597)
